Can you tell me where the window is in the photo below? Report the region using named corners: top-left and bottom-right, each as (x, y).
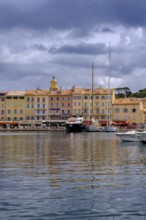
top-left (84, 109), bottom-right (88, 114)
top-left (14, 109), bottom-right (17, 114)
top-left (7, 97), bottom-right (12, 99)
top-left (123, 108), bottom-right (128, 113)
top-left (132, 108), bottom-right (136, 113)
top-left (37, 97), bottom-right (40, 103)
top-left (27, 97), bottom-right (29, 102)
top-left (8, 109), bottom-right (11, 114)
top-left (84, 96), bottom-right (88, 99)
top-left (56, 97), bottom-right (59, 101)
top-left (74, 102), bottom-right (76, 106)
top-left (96, 102), bottom-right (99, 106)
top-left (1, 110), bottom-right (4, 115)
top-left (115, 108), bottom-right (120, 113)
top-left (20, 110), bottom-right (23, 114)
top-left (42, 97), bottom-right (45, 102)
top-left (96, 109), bottom-right (100, 114)
top-left (84, 103), bottom-right (88, 107)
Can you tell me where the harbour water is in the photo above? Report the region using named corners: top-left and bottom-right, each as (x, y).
top-left (0, 131), bottom-right (146, 219)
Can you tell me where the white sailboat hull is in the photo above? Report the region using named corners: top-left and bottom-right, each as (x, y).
top-left (86, 124), bottom-right (103, 132)
top-left (105, 125), bottom-right (117, 132)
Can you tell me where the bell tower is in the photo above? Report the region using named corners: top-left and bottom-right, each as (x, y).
top-left (49, 76), bottom-right (58, 91)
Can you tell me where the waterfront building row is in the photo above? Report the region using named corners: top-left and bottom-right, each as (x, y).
top-left (0, 76), bottom-right (145, 124)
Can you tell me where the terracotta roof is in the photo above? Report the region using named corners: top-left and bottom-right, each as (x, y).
top-left (113, 98), bottom-right (141, 105)
top-left (6, 91), bottom-right (25, 96)
top-left (83, 88), bottom-right (114, 95)
top-left (25, 89), bottom-right (49, 95)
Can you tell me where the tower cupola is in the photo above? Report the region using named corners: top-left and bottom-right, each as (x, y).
top-left (50, 76), bottom-right (58, 91)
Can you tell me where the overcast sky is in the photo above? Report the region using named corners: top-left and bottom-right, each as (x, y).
top-left (0, 0), bottom-right (146, 92)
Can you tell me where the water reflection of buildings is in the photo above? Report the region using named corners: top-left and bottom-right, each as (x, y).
top-left (0, 132), bottom-right (144, 189)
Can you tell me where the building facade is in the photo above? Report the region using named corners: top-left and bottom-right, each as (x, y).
top-left (0, 76), bottom-right (145, 125)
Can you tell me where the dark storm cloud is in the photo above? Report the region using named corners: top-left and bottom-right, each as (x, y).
top-left (0, 62), bottom-right (39, 81)
top-left (50, 43), bottom-right (107, 55)
top-left (0, 0), bottom-right (146, 32)
top-left (0, 0), bottom-right (146, 91)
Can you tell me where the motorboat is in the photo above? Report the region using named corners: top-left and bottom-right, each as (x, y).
top-left (139, 132), bottom-right (146, 143)
top-left (115, 130), bottom-right (143, 142)
top-left (65, 117), bottom-right (85, 133)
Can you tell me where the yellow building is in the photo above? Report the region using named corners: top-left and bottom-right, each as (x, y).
top-left (0, 92), bottom-right (7, 121)
top-left (5, 91), bottom-right (25, 121)
top-left (112, 98), bottom-right (144, 124)
top-left (140, 98), bottom-right (146, 123)
top-left (82, 87), bottom-right (115, 121)
top-left (25, 88), bottom-right (49, 121)
top-left (72, 87), bottom-right (84, 117)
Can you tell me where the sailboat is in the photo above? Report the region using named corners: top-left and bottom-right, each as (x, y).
top-left (104, 43), bottom-right (117, 132)
top-left (86, 63), bottom-right (103, 132)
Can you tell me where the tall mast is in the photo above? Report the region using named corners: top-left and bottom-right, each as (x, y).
top-left (92, 63), bottom-right (94, 118)
top-left (108, 42), bottom-right (111, 123)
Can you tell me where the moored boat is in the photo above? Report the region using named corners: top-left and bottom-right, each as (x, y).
top-left (65, 117), bottom-right (85, 133)
top-left (104, 124), bottom-right (117, 132)
top-left (86, 118), bottom-right (103, 132)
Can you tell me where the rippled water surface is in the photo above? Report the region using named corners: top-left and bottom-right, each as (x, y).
top-left (0, 131), bottom-right (146, 219)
